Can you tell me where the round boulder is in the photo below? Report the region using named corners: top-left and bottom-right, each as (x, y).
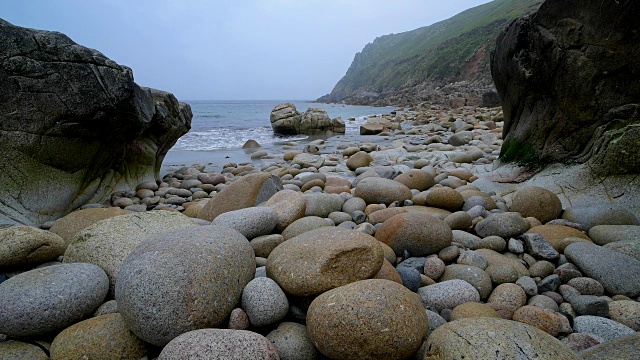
top-left (50, 313), bottom-right (146, 360)
top-left (354, 177), bottom-right (413, 205)
top-left (307, 279), bottom-right (428, 360)
top-left (158, 328), bottom-right (279, 360)
top-left (116, 225), bottom-right (255, 346)
top-left (510, 186), bottom-right (562, 224)
top-left (0, 263), bottom-right (108, 337)
top-left (375, 212), bottom-right (452, 257)
top-left (241, 277), bottom-right (289, 328)
top-left (424, 317), bottom-right (578, 359)
top-left (266, 227), bottom-right (384, 297)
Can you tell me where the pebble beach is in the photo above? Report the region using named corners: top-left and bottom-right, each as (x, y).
top-left (1, 104), bottom-right (639, 359)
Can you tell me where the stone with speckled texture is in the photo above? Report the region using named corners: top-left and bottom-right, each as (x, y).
top-left (0, 262), bottom-right (108, 337)
top-left (424, 317), bottom-right (578, 359)
top-left (116, 225), bottom-right (255, 346)
top-left (267, 227), bottom-right (383, 297)
top-left (307, 279), bottom-right (428, 360)
top-left (159, 328), bottom-right (279, 360)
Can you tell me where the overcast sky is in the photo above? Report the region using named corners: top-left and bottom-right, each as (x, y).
top-left (1, 0), bottom-right (491, 100)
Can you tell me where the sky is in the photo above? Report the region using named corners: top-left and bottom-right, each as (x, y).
top-left (1, 0), bottom-right (492, 100)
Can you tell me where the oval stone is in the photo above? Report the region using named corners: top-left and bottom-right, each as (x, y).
top-left (307, 279), bottom-right (428, 360)
top-left (375, 212), bottom-right (452, 257)
top-left (158, 328), bottom-right (279, 360)
top-left (354, 177), bottom-right (413, 205)
top-left (266, 227), bottom-right (384, 296)
top-left (115, 225), bottom-right (255, 346)
top-left (0, 263), bottom-right (108, 337)
top-left (0, 226), bottom-right (66, 270)
top-left (424, 317), bottom-right (578, 359)
top-left (50, 313), bottom-right (146, 360)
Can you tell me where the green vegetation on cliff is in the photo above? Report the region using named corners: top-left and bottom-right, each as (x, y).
top-left (318, 0), bottom-right (543, 105)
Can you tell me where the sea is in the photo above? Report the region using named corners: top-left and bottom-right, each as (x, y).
top-left (172, 100), bottom-right (395, 151)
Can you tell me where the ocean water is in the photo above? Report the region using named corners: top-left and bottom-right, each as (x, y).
top-left (172, 100), bottom-right (395, 151)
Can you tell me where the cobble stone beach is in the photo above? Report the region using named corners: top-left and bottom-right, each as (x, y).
top-left (1, 0), bottom-right (639, 358)
top-left (2, 104), bottom-right (639, 359)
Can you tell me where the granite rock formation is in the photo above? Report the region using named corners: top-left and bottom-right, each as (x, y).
top-left (491, 0), bottom-right (640, 175)
top-left (0, 19), bottom-right (191, 227)
top-left (270, 103), bottom-right (345, 135)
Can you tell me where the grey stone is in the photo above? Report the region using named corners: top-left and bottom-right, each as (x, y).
top-left (116, 226), bottom-right (255, 346)
top-left (588, 225), bottom-right (640, 246)
top-left (520, 233), bottom-right (559, 261)
top-left (418, 279), bottom-right (480, 312)
top-left (573, 315), bottom-right (636, 342)
top-left (303, 193), bottom-right (344, 218)
top-left (241, 277), bottom-right (289, 328)
top-left (570, 295), bottom-right (609, 317)
top-left (516, 276), bottom-right (538, 296)
top-left (563, 205), bottom-right (639, 230)
top-left (426, 310), bottom-right (447, 333)
top-left (578, 333), bottom-right (640, 360)
top-left (396, 266), bottom-right (421, 292)
top-left (0, 341), bottom-right (48, 360)
top-left (448, 131), bottom-right (473, 146)
top-left (456, 250), bottom-right (488, 270)
top-left (266, 322), bottom-right (319, 360)
top-left (0, 263), bottom-right (108, 337)
top-left (211, 207), bottom-right (277, 239)
top-left (527, 294), bottom-right (559, 312)
top-left (475, 212), bottom-right (529, 238)
top-left (440, 264), bottom-right (492, 300)
top-left (93, 299), bottom-right (118, 317)
top-left (509, 238), bottom-right (525, 254)
top-left (565, 242), bottom-right (640, 297)
top-left (604, 239), bottom-right (640, 261)
top-left (292, 153), bottom-right (325, 169)
top-left (396, 257), bottom-right (428, 273)
top-left (537, 274), bottom-right (561, 293)
top-left (342, 197), bottom-right (366, 214)
top-left (451, 230), bottom-right (480, 249)
top-left (159, 328), bottom-right (279, 359)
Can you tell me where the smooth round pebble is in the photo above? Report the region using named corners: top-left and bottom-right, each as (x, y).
top-left (241, 277), bottom-right (289, 327)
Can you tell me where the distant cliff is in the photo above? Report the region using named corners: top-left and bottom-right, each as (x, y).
top-left (317, 0), bottom-right (543, 107)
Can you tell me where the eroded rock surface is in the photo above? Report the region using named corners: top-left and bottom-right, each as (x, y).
top-left (0, 20), bottom-right (191, 227)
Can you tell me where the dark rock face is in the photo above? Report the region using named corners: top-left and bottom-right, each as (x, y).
top-left (0, 20), bottom-right (191, 227)
top-left (491, 0), bottom-right (640, 175)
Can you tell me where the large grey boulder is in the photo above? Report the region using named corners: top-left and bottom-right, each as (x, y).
top-left (0, 20), bottom-right (192, 228)
top-left (491, 0), bottom-right (640, 176)
top-left (0, 263), bottom-right (108, 337)
top-left (116, 225), bottom-right (256, 346)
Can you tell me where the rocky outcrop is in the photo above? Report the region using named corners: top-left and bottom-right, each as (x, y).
top-left (491, 0), bottom-right (640, 176)
top-left (0, 19), bottom-right (191, 227)
top-left (270, 103), bottom-right (344, 135)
